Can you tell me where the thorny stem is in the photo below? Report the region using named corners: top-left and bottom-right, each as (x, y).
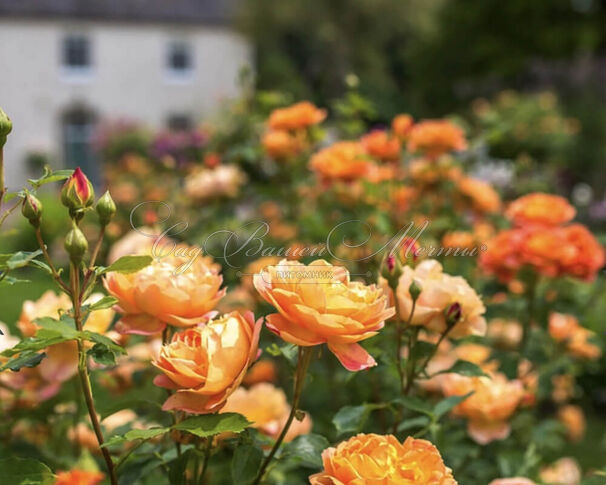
top-left (253, 346), bottom-right (313, 485)
top-left (70, 262), bottom-right (118, 485)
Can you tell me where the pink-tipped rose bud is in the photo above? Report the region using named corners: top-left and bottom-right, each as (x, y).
top-left (381, 252), bottom-right (403, 287)
top-left (61, 167), bottom-right (95, 213)
top-left (21, 193), bottom-right (43, 227)
top-left (444, 302), bottom-right (462, 328)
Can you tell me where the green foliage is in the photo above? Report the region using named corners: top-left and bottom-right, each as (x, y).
top-left (0, 457), bottom-right (55, 485)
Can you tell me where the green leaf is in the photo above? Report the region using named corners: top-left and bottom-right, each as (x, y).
top-left (0, 275), bottom-right (31, 286)
top-left (29, 259), bottom-right (54, 275)
top-left (86, 296), bottom-right (119, 311)
top-left (0, 250), bottom-right (43, 270)
top-left (28, 167), bottom-right (73, 187)
top-left (0, 457), bottom-right (55, 484)
top-left (396, 415), bottom-right (431, 432)
top-left (103, 427), bottom-right (170, 447)
top-left (333, 403), bottom-right (385, 435)
top-left (88, 343), bottom-right (116, 366)
top-left (35, 317), bottom-right (80, 340)
top-left (430, 360), bottom-right (488, 378)
top-left (282, 433), bottom-right (329, 468)
top-left (392, 396), bottom-right (434, 417)
top-left (265, 343), bottom-right (298, 367)
top-left (82, 331), bottom-right (127, 355)
top-left (1, 351), bottom-right (47, 371)
top-left (231, 444), bottom-right (263, 485)
top-left (433, 392), bottom-right (474, 419)
top-left (173, 413), bottom-right (252, 438)
top-left (101, 255), bottom-right (153, 274)
top-left (410, 341), bottom-right (436, 361)
top-left (168, 449), bottom-right (193, 485)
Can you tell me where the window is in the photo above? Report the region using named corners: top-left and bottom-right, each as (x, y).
top-left (62, 108), bottom-right (100, 185)
top-left (167, 114), bottom-right (193, 131)
top-left (61, 35), bottom-right (92, 79)
top-left (166, 41), bottom-right (193, 80)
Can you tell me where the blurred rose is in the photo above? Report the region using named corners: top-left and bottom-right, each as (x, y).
top-left (549, 313), bottom-right (601, 360)
top-left (309, 141), bottom-right (371, 183)
top-left (442, 231), bottom-right (476, 250)
top-left (552, 374), bottom-right (576, 403)
top-left (222, 383), bottom-right (311, 442)
top-left (107, 226), bottom-right (173, 263)
top-left (487, 318), bottom-right (523, 349)
top-left (268, 101), bottom-right (326, 131)
top-left (506, 193), bottom-right (576, 227)
top-left (105, 246), bottom-right (225, 335)
top-left (54, 469), bottom-right (104, 485)
top-left (558, 404), bottom-right (586, 442)
top-left (489, 479), bottom-right (537, 485)
top-left (540, 458), bottom-right (581, 485)
top-left (407, 119), bottom-right (467, 158)
top-left (442, 372), bottom-right (524, 444)
top-left (254, 259), bottom-right (394, 371)
top-left (392, 113), bottom-right (414, 139)
top-left (153, 311), bottom-right (261, 413)
top-left (457, 177), bottom-right (501, 213)
top-left (391, 260), bottom-right (486, 338)
top-left (361, 130), bottom-right (401, 162)
top-left (310, 433), bottom-right (457, 484)
top-left (18, 290), bottom-right (72, 338)
top-left (243, 359), bottom-right (277, 385)
top-left (262, 130), bottom-right (306, 159)
top-left (184, 165), bottom-right (246, 202)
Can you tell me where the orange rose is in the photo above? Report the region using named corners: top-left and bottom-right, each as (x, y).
top-left (309, 141), bottom-right (371, 183)
top-left (407, 119), bottom-right (467, 158)
top-left (549, 313), bottom-right (601, 360)
top-left (310, 434), bottom-right (457, 484)
top-left (54, 469), bottom-right (104, 485)
top-left (442, 231), bottom-right (476, 250)
top-left (457, 177), bottom-right (501, 213)
top-left (268, 101), bottom-right (326, 131)
top-left (18, 290), bottom-right (72, 338)
top-left (393, 260), bottom-right (486, 338)
top-left (184, 165), bottom-right (246, 201)
top-left (153, 311), bottom-right (261, 413)
top-left (560, 223), bottom-right (605, 281)
top-left (442, 372), bottom-right (524, 444)
top-left (489, 479), bottom-right (537, 485)
top-left (105, 246), bottom-right (225, 335)
top-left (539, 458), bottom-right (581, 485)
top-left (254, 259), bottom-right (394, 371)
top-left (487, 318), bottom-right (523, 349)
top-left (506, 192), bottom-right (576, 227)
top-left (361, 130), bottom-right (401, 161)
top-left (221, 383), bottom-right (311, 442)
top-left (558, 405), bottom-right (586, 442)
top-left (243, 359), bottom-right (277, 385)
top-left (262, 130), bottom-right (306, 159)
top-left (392, 113), bottom-right (414, 139)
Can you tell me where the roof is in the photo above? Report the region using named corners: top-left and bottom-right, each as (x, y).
top-left (0, 0), bottom-right (238, 25)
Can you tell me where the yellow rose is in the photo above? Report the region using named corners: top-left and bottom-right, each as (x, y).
top-left (153, 311), bottom-right (261, 414)
top-left (394, 260), bottom-right (486, 338)
top-left (254, 259), bottom-right (394, 371)
top-left (105, 246), bottom-right (225, 334)
top-left (309, 433), bottom-right (457, 484)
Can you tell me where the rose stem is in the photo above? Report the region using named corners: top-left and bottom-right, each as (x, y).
top-left (253, 346), bottom-right (313, 485)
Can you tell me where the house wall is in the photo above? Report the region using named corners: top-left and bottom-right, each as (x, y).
top-left (0, 18), bottom-right (252, 188)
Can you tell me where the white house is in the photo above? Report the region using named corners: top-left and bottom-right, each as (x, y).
top-left (0, 0), bottom-right (251, 188)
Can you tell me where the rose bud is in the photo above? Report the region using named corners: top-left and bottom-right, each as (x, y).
top-left (0, 107), bottom-right (12, 148)
top-left (61, 167), bottom-right (95, 214)
top-left (96, 190), bottom-right (116, 226)
top-left (409, 280), bottom-right (422, 302)
top-left (444, 302), bottom-right (462, 328)
top-left (21, 193), bottom-right (43, 227)
top-left (64, 224), bottom-right (88, 264)
top-left (381, 253), bottom-right (403, 288)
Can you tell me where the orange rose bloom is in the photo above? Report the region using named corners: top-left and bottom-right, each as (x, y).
top-left (268, 101), bottom-right (326, 131)
top-left (442, 231), bottom-right (476, 250)
top-left (361, 130), bottom-right (401, 161)
top-left (407, 119), bottom-right (467, 158)
top-left (262, 130), bottom-right (306, 159)
top-left (560, 223), bottom-right (605, 281)
top-left (487, 318), bottom-right (523, 349)
top-left (54, 469), bottom-right (104, 485)
top-left (222, 383), bottom-right (311, 442)
top-left (489, 479), bottom-right (537, 485)
top-left (105, 246), bottom-right (225, 335)
top-left (457, 177), bottom-right (502, 213)
top-left (254, 259), bottom-right (394, 371)
top-left (392, 114), bottom-right (414, 139)
top-left (442, 373), bottom-right (524, 444)
top-left (310, 434), bottom-right (457, 485)
top-left (153, 311), bottom-right (261, 414)
top-left (506, 192), bottom-right (576, 227)
top-left (548, 312), bottom-right (601, 360)
top-left (539, 458), bottom-right (581, 485)
top-left (393, 260), bottom-right (487, 338)
top-left (309, 141), bottom-right (371, 182)
top-left (243, 359), bottom-right (277, 385)
top-left (558, 404), bottom-right (586, 442)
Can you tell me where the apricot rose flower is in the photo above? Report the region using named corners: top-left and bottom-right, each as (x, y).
top-left (506, 192), bottom-right (576, 227)
top-left (153, 311), bottom-right (261, 413)
top-left (54, 469), bottom-right (105, 485)
top-left (393, 260), bottom-right (487, 338)
top-left (268, 101), bottom-right (326, 131)
top-left (309, 433), bottom-right (457, 485)
top-left (309, 141), bottom-right (371, 183)
top-left (254, 259), bottom-right (394, 371)
top-left (407, 119), bottom-right (467, 158)
top-left (361, 130), bottom-right (401, 162)
top-left (105, 246), bottom-right (225, 335)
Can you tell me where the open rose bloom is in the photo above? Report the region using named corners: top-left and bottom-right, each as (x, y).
top-left (105, 246), bottom-right (225, 334)
top-left (393, 260), bottom-right (487, 338)
top-left (310, 433), bottom-right (457, 484)
top-left (254, 259), bottom-right (394, 371)
top-left (153, 311), bottom-right (261, 413)
top-left (441, 373), bottom-right (524, 444)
